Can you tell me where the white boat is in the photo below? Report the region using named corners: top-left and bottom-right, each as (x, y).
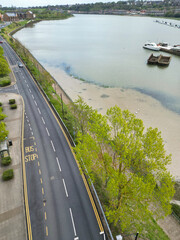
top-left (143, 42), bottom-right (160, 51)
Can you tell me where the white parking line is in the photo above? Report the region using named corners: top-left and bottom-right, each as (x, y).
top-left (41, 117), bottom-right (45, 125)
top-left (56, 157), bottom-right (61, 172)
top-left (38, 108), bottom-right (41, 115)
top-left (69, 208), bottom-right (77, 237)
top-left (51, 140), bottom-right (55, 152)
top-left (63, 179), bottom-right (68, 197)
top-left (46, 127), bottom-right (50, 136)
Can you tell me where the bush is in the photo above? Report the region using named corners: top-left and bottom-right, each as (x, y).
top-left (9, 99), bottom-right (16, 104)
top-left (0, 102), bottom-right (2, 106)
top-left (1, 156), bottom-right (11, 166)
top-left (10, 104), bottom-right (17, 109)
top-left (0, 79), bottom-right (11, 87)
top-left (0, 113), bottom-right (7, 121)
top-left (2, 169), bottom-right (14, 181)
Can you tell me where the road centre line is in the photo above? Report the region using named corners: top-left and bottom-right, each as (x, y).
top-left (30, 127), bottom-right (32, 131)
top-left (42, 187), bottom-right (44, 195)
top-left (29, 89), bottom-right (32, 93)
top-left (46, 127), bottom-right (50, 136)
top-left (28, 123), bottom-right (30, 127)
top-left (62, 179), bottom-right (68, 197)
top-left (32, 94), bottom-right (34, 99)
top-left (27, 84), bottom-right (29, 88)
top-left (69, 208), bottom-right (77, 237)
top-left (31, 132), bottom-right (34, 136)
top-left (44, 211), bottom-right (47, 220)
top-left (34, 100), bottom-right (37, 106)
top-left (41, 117), bottom-right (45, 125)
top-left (38, 108), bottom-right (41, 115)
top-left (51, 140), bottom-right (56, 152)
top-left (56, 157), bottom-right (61, 172)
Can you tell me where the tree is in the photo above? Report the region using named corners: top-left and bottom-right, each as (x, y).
top-left (74, 102), bottom-right (175, 233)
top-left (0, 122), bottom-right (9, 141)
top-left (0, 46), bottom-right (4, 56)
top-left (0, 57), bottom-right (10, 77)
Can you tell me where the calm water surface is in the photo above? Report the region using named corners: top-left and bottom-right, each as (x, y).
top-left (14, 15), bottom-right (180, 113)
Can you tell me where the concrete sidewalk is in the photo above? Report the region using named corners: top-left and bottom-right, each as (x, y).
top-left (0, 93), bottom-right (27, 240)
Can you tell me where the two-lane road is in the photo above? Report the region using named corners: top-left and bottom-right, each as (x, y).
top-left (1, 36), bottom-right (104, 240)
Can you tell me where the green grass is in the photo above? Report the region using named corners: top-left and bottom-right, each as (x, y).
top-left (0, 75), bottom-right (11, 87)
top-left (140, 217), bottom-right (170, 240)
top-left (172, 203), bottom-right (180, 219)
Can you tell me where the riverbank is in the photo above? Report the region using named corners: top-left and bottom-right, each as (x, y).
top-left (46, 65), bottom-right (180, 180)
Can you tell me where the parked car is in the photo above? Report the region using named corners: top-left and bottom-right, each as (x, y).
top-left (0, 40), bottom-right (3, 44)
top-left (18, 62), bottom-right (23, 68)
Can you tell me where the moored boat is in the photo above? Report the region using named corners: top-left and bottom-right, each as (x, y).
top-left (143, 42), bottom-right (160, 51)
top-left (147, 53), bottom-right (160, 64)
top-left (157, 55), bottom-right (171, 66)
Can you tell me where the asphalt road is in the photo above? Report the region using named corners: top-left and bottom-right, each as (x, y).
top-left (1, 36), bottom-right (104, 240)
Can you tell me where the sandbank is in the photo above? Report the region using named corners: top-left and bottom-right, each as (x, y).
top-left (47, 65), bottom-right (180, 180)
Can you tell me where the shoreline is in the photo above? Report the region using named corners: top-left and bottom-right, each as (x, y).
top-left (10, 20), bottom-right (180, 180)
top-left (46, 65), bottom-right (180, 180)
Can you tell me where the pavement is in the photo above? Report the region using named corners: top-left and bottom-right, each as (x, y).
top-left (0, 93), bottom-right (27, 240)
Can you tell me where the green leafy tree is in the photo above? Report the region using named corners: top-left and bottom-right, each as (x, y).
top-left (74, 102), bottom-right (175, 233)
top-left (0, 122), bottom-right (9, 141)
top-left (0, 57), bottom-right (10, 77)
top-left (0, 46), bottom-right (4, 56)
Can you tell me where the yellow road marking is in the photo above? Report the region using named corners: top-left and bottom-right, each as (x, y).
top-left (43, 202), bottom-right (46, 207)
top-left (82, 174), bottom-right (104, 232)
top-left (40, 178), bottom-right (43, 184)
top-left (35, 147), bottom-right (37, 152)
top-left (44, 211), bottom-right (47, 220)
top-left (42, 187), bottom-right (44, 195)
top-left (38, 161), bottom-right (40, 166)
top-left (39, 169), bottom-right (41, 175)
top-left (24, 56), bottom-right (104, 233)
top-left (46, 226), bottom-right (48, 236)
top-left (34, 142), bottom-right (37, 146)
top-left (21, 97), bottom-right (33, 240)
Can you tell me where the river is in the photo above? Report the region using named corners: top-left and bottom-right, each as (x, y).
top-left (14, 15), bottom-right (180, 178)
top-left (14, 14), bottom-right (180, 114)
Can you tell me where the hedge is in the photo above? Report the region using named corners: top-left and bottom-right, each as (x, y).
top-left (10, 104), bottom-right (17, 109)
top-left (1, 156), bottom-right (12, 166)
top-left (2, 169), bottom-right (14, 181)
top-left (9, 99), bottom-right (16, 104)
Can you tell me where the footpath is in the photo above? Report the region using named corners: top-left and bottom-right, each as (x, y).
top-left (0, 93), bottom-right (27, 240)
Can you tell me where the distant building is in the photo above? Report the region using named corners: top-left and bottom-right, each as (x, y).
top-left (26, 11), bottom-right (34, 19)
top-left (3, 11), bottom-right (35, 22)
top-left (0, 13), bottom-right (3, 21)
top-left (3, 12), bottom-right (18, 22)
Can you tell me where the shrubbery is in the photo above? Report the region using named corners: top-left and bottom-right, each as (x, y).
top-left (10, 104), bottom-right (17, 109)
top-left (1, 156), bottom-right (12, 166)
top-left (2, 169), bottom-right (14, 181)
top-left (0, 78), bottom-right (11, 87)
top-left (9, 99), bottom-right (16, 104)
top-left (0, 102), bottom-right (2, 106)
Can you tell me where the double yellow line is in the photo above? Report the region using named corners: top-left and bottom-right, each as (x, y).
top-left (21, 97), bottom-right (33, 240)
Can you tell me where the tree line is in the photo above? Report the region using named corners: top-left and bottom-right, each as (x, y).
top-left (71, 97), bottom-right (174, 236)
